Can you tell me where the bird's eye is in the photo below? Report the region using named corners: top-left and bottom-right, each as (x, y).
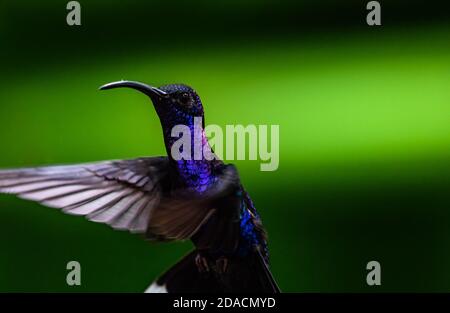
top-left (179, 93), bottom-right (191, 105)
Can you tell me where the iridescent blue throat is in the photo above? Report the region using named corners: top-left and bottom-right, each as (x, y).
top-left (160, 113), bottom-right (216, 194)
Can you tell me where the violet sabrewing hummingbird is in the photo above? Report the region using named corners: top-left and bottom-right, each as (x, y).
top-left (0, 81), bottom-right (280, 293)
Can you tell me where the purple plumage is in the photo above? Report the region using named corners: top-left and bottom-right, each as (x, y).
top-left (154, 84), bottom-right (270, 264)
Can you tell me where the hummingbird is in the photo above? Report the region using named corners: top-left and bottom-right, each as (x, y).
top-left (0, 81), bottom-right (280, 293)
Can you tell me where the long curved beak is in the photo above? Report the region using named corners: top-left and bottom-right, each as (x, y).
top-left (99, 80), bottom-right (167, 99)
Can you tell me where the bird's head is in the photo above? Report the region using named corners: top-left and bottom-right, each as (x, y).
top-left (100, 80), bottom-right (204, 129)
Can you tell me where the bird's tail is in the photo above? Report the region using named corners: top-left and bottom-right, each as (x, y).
top-left (145, 250), bottom-right (280, 293)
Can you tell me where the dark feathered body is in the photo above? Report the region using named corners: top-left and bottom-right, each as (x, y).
top-left (156, 84), bottom-right (270, 263)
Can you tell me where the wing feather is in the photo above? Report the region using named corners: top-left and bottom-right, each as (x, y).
top-left (0, 158), bottom-right (169, 236)
top-left (64, 188), bottom-right (130, 215)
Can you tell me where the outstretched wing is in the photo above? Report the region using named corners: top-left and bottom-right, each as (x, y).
top-left (0, 158), bottom-right (241, 242)
top-left (0, 157), bottom-right (169, 234)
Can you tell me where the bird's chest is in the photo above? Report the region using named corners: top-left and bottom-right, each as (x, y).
top-left (174, 159), bottom-right (216, 193)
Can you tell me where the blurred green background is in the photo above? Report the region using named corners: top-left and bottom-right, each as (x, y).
top-left (0, 0), bottom-right (449, 292)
